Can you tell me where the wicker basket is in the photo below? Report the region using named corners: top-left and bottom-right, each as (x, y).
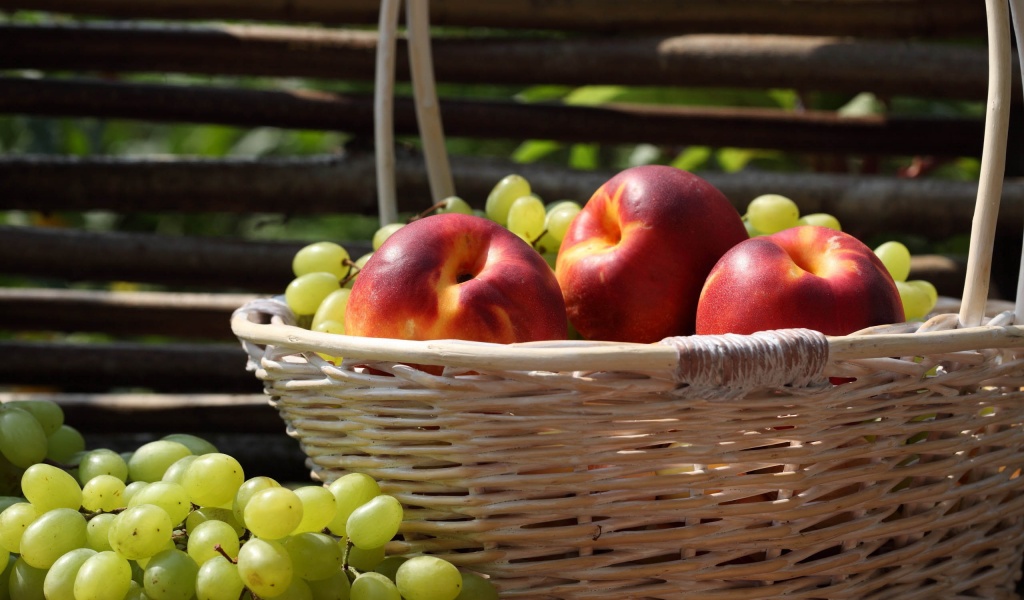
top-left (232, 1), bottom-right (1024, 597)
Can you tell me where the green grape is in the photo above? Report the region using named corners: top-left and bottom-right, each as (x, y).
top-left (0, 502), bottom-right (38, 553)
top-left (874, 240), bottom-right (912, 282)
top-left (187, 519), bottom-right (241, 564)
top-left (21, 463), bottom-right (82, 512)
top-left (292, 485), bottom-right (337, 534)
top-left (233, 476), bottom-right (280, 526)
top-left (86, 512), bottom-right (116, 551)
top-left (797, 212), bottom-right (842, 231)
top-left (346, 495), bottom-right (403, 550)
top-left (346, 543), bottom-right (386, 572)
top-left (181, 453), bottom-right (245, 508)
top-left (143, 548), bottom-right (199, 600)
top-left (0, 497), bottom-right (21, 515)
top-left (124, 580), bottom-right (148, 600)
top-left (311, 288), bottom-right (352, 332)
top-left (78, 448), bottom-right (130, 484)
top-left (128, 481), bottom-right (192, 527)
top-left (244, 487), bottom-right (303, 540)
top-left (277, 580), bottom-right (314, 600)
top-left (543, 201), bottom-right (582, 244)
top-left (81, 474), bottom-right (127, 512)
top-left (908, 279), bottom-right (938, 310)
top-left (437, 196), bottom-right (473, 215)
top-left (743, 219), bottom-right (763, 238)
top-left (108, 504), bottom-right (174, 561)
top-left (282, 532), bottom-right (342, 580)
top-left (0, 407), bottom-right (47, 468)
top-left (196, 555), bottom-right (245, 600)
top-left (9, 556), bottom-right (47, 600)
top-left (326, 473), bottom-right (380, 536)
top-left (293, 242), bottom-right (352, 280)
top-left (343, 253), bottom-right (374, 289)
top-left (236, 537), bottom-right (293, 598)
top-left (895, 280), bottom-right (934, 321)
top-left (372, 223), bottom-right (405, 251)
top-left (285, 272), bottom-right (341, 317)
top-left (43, 547), bottom-right (96, 600)
top-left (745, 194), bottom-right (800, 234)
top-left (455, 572), bottom-right (499, 600)
top-left (160, 455), bottom-right (198, 485)
top-left (5, 400), bottom-right (63, 436)
top-left (186, 506), bottom-right (246, 538)
top-left (307, 570), bottom-right (351, 600)
top-left (128, 440), bottom-right (193, 483)
top-left (485, 174), bottom-right (531, 226)
top-left (73, 550), bottom-right (133, 600)
top-left (162, 433), bottom-right (218, 456)
top-left (123, 480), bottom-right (147, 505)
top-left (505, 195), bottom-right (546, 243)
top-left (20, 508), bottom-right (87, 569)
top-left (396, 555), bottom-right (463, 600)
top-left (0, 458), bottom-right (22, 499)
top-left (350, 571), bottom-right (401, 600)
top-left (373, 556), bottom-right (408, 582)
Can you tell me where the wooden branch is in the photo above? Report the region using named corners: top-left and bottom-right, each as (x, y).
top-left (0, 23), bottom-right (1008, 101)
top-left (0, 288), bottom-right (257, 340)
top-left (0, 0), bottom-right (986, 37)
top-left (0, 76), bottom-right (1004, 158)
top-left (0, 340), bottom-right (261, 393)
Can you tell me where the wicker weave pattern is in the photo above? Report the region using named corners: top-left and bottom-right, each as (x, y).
top-left (235, 300), bottom-right (1024, 598)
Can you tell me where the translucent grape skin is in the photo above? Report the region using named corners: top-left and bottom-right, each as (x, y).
top-left (182, 452), bottom-right (245, 508)
top-left (78, 448), bottom-right (130, 483)
top-left (506, 195), bottom-right (547, 243)
top-left (127, 440), bottom-right (193, 483)
top-left (327, 473), bottom-right (381, 536)
top-left (74, 550), bottom-right (133, 600)
top-left (874, 240), bottom-right (912, 282)
top-left (244, 487), bottom-right (304, 540)
top-left (19, 507), bottom-right (88, 569)
top-left (143, 548), bottom-right (200, 600)
top-left (81, 474), bottom-right (127, 512)
top-left (6, 399), bottom-right (64, 436)
top-left (543, 201), bottom-right (582, 245)
top-left (285, 272), bottom-right (342, 317)
top-left (0, 407), bottom-right (48, 468)
top-left (236, 537), bottom-right (294, 598)
top-left (196, 556), bottom-right (246, 600)
top-left (162, 433), bottom-right (219, 456)
top-left (293, 241), bottom-right (352, 280)
top-left (351, 571), bottom-right (402, 600)
top-left (346, 495), bottom-right (403, 550)
top-left (46, 424), bottom-right (87, 463)
top-left (43, 547), bottom-right (96, 600)
top-left (0, 501), bottom-right (39, 553)
top-left (437, 196), bottom-right (474, 215)
top-left (292, 485), bottom-right (338, 534)
top-left (22, 462), bottom-right (83, 512)
top-left (187, 519), bottom-right (241, 564)
top-left (372, 223), bottom-right (405, 251)
top-left (797, 212), bottom-right (842, 231)
top-left (456, 572), bottom-right (501, 600)
top-left (233, 476), bottom-right (281, 525)
top-left (745, 194), bottom-right (800, 234)
top-left (311, 288), bottom-right (352, 331)
top-left (128, 481), bottom-right (192, 526)
top-left (108, 504), bottom-right (174, 561)
top-left (485, 174), bottom-right (531, 226)
top-left (282, 532), bottom-right (343, 580)
top-left (396, 555), bottom-right (463, 600)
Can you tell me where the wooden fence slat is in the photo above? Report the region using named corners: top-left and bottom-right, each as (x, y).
top-left (0, 76), bottom-right (1004, 158)
top-left (0, 23), bottom-right (1008, 100)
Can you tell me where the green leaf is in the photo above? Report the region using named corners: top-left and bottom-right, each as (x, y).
top-left (512, 140), bottom-right (562, 163)
top-left (671, 146), bottom-right (713, 171)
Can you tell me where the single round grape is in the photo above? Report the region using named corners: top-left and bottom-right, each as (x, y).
top-left (196, 555), bottom-right (245, 600)
top-left (485, 174), bottom-right (531, 226)
top-left (123, 480), bottom-right (148, 505)
top-left (455, 572), bottom-right (500, 600)
top-left (908, 279), bottom-right (938, 310)
top-left (187, 519), bottom-right (241, 564)
top-left (343, 252), bottom-right (374, 290)
top-left (160, 455), bottom-right (199, 485)
top-left (543, 201), bottom-right (582, 244)
top-left (326, 473), bottom-right (380, 536)
top-left (372, 223), bottom-right (405, 251)
top-left (9, 556), bottom-right (47, 600)
top-left (285, 272), bottom-right (341, 317)
top-left (128, 440), bottom-right (193, 483)
top-left (895, 280), bottom-right (933, 321)
top-left (22, 462), bottom-right (82, 512)
top-left (311, 288), bottom-right (352, 331)
top-left (236, 537), bottom-right (293, 598)
top-left (78, 448), bottom-right (130, 484)
top-left (45, 419), bottom-right (86, 462)
top-left (307, 570), bottom-right (352, 600)
top-left (82, 474), bottom-right (127, 512)
top-left (233, 476), bottom-right (280, 526)
top-left (351, 571), bottom-right (401, 600)
top-left (20, 507), bottom-right (88, 569)
top-left (73, 550), bottom-right (133, 600)
top-left (282, 532), bottom-right (342, 580)
top-left (874, 240), bottom-right (912, 282)
top-left (797, 212), bottom-right (842, 231)
top-left (437, 196), bottom-right (473, 215)
top-left (143, 548), bottom-right (199, 600)
top-left (124, 580), bottom-right (148, 600)
top-left (129, 481), bottom-right (192, 527)
top-left (346, 543), bottom-right (386, 572)
top-left (187, 506), bottom-right (246, 538)
top-left (745, 194), bottom-right (800, 234)
top-left (244, 487), bottom-right (304, 540)
top-left (292, 485), bottom-right (337, 534)
top-left (0, 407), bottom-right (48, 468)
top-left (86, 512), bottom-right (116, 551)
top-left (108, 504), bottom-right (174, 561)
top-left (396, 555), bottom-right (463, 600)
top-left (6, 400), bottom-right (63, 436)
top-left (346, 495), bottom-right (403, 550)
top-left (293, 241), bottom-right (352, 279)
top-left (162, 433), bottom-right (218, 456)
top-left (182, 453), bottom-right (245, 508)
top-left (0, 501), bottom-right (39, 553)
top-left (506, 195), bottom-right (546, 243)
top-left (43, 547), bottom-right (96, 600)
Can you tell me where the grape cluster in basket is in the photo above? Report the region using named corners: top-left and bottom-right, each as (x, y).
top-left (0, 399), bottom-right (497, 600)
top-left (283, 165), bottom-right (939, 348)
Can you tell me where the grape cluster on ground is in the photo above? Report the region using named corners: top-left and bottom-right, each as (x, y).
top-left (0, 400), bottom-right (496, 600)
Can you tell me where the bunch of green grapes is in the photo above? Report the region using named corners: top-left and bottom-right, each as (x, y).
top-left (873, 241), bottom-right (939, 320)
top-left (742, 193), bottom-right (841, 237)
top-left (0, 399), bottom-right (85, 496)
top-left (0, 400), bottom-right (498, 600)
top-left (283, 241), bottom-right (371, 339)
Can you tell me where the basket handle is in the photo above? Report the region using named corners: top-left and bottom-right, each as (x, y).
top-left (1011, 0), bottom-right (1024, 323)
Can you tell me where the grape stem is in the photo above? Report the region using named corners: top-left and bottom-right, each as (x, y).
top-left (214, 543), bottom-right (237, 564)
top-left (339, 259), bottom-right (362, 287)
top-left (411, 199), bottom-right (450, 221)
top-left (530, 228), bottom-right (549, 248)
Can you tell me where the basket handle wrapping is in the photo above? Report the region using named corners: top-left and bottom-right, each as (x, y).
top-left (1011, 0), bottom-right (1024, 323)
